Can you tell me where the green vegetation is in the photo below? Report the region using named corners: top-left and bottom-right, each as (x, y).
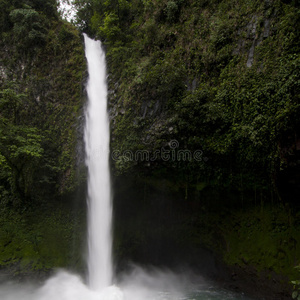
top-left (0, 202), bottom-right (86, 276)
top-left (75, 0), bottom-right (299, 192)
top-left (0, 88), bottom-right (44, 204)
top-left (0, 0), bottom-right (299, 297)
top-left (0, 0), bottom-right (86, 275)
top-left (220, 206), bottom-right (299, 278)
top-left (292, 265), bottom-right (300, 300)
top-left (0, 0), bottom-right (86, 207)
top-left (75, 0), bottom-right (300, 295)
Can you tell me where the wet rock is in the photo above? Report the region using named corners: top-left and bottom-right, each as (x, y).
top-left (263, 19), bottom-right (270, 38)
top-left (247, 40), bottom-right (256, 67)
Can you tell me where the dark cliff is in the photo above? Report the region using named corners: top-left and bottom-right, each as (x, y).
top-left (76, 0), bottom-right (300, 298)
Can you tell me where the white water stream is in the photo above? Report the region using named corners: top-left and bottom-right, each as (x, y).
top-left (84, 33), bottom-right (113, 291)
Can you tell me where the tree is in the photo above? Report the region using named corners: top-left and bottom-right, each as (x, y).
top-left (9, 7), bottom-right (47, 48)
top-left (0, 88), bottom-right (44, 204)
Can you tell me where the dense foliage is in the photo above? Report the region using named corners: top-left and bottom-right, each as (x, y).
top-left (0, 0), bottom-right (86, 274)
top-left (0, 0), bottom-right (85, 206)
top-left (73, 0), bottom-right (299, 296)
top-left (74, 0), bottom-right (299, 196)
top-left (0, 0), bottom-right (299, 297)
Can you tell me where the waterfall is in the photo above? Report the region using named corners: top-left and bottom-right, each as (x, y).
top-left (83, 34), bottom-right (113, 291)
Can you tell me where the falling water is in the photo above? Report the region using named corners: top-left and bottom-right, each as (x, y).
top-left (83, 33), bottom-right (113, 291)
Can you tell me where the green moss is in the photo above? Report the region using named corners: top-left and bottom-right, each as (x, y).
top-left (0, 205), bottom-right (86, 276)
top-left (219, 206), bottom-right (300, 279)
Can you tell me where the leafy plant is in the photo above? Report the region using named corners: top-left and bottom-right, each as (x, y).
top-left (292, 265), bottom-right (300, 300)
top-left (0, 88), bottom-right (44, 203)
top-left (9, 8), bottom-right (47, 48)
top-left (165, 1), bottom-right (179, 23)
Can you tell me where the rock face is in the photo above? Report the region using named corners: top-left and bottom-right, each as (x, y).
top-left (82, 0), bottom-right (299, 297)
top-left (104, 0), bottom-right (299, 194)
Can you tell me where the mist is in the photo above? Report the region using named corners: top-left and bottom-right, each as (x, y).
top-left (0, 266), bottom-right (206, 300)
